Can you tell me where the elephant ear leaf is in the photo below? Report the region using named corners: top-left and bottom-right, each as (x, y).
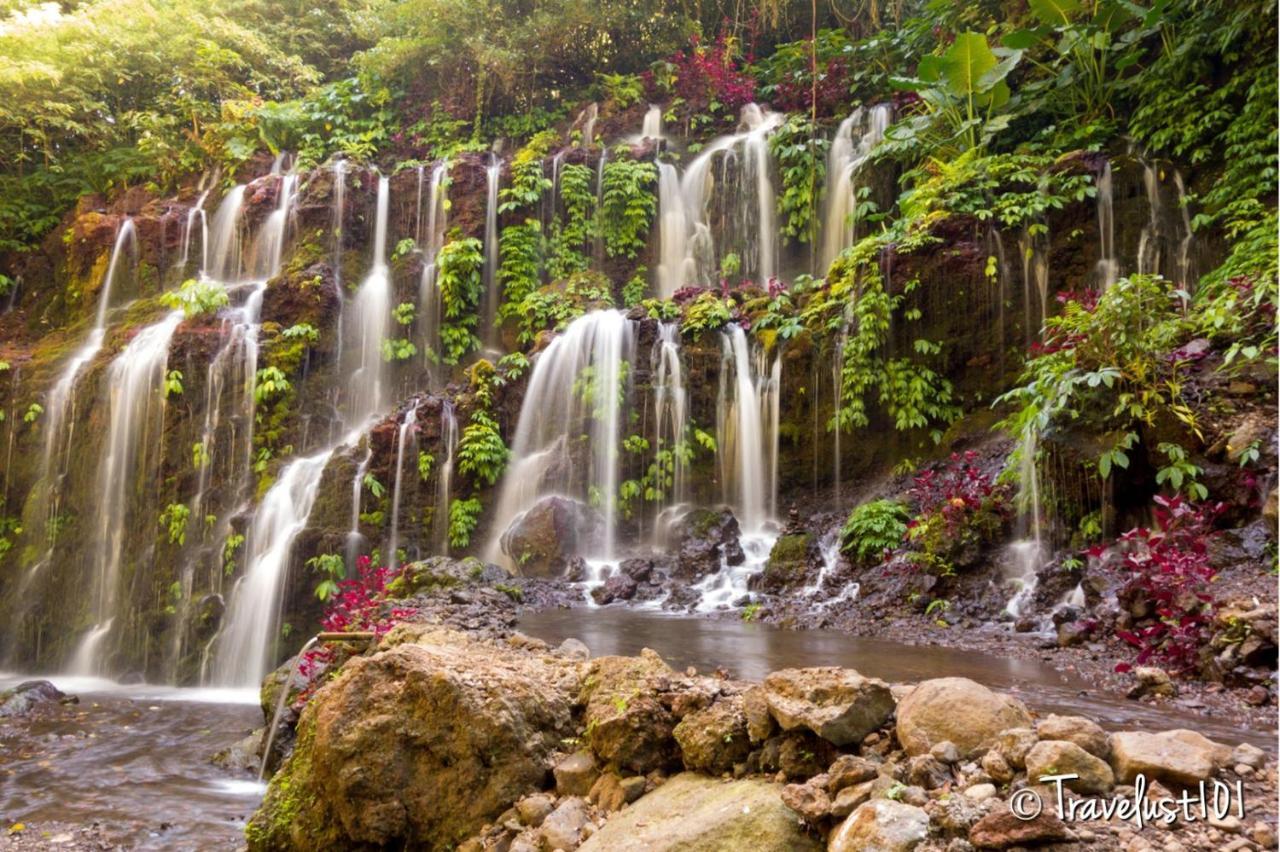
top-left (941, 32), bottom-right (998, 99)
top-left (1029, 0), bottom-right (1082, 26)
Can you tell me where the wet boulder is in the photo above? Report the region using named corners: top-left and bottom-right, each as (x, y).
top-left (665, 507), bottom-right (745, 579)
top-left (1024, 740), bottom-right (1115, 794)
top-left (829, 800), bottom-right (930, 852)
top-left (672, 694), bottom-right (752, 774)
top-left (590, 572), bottom-right (638, 605)
top-left (1108, 729), bottom-right (1230, 786)
top-left (246, 628), bottom-right (580, 850)
top-left (578, 773), bottom-right (822, 851)
top-left (755, 667), bottom-right (895, 747)
top-left (895, 678), bottom-right (1032, 758)
top-left (0, 680), bottom-right (66, 717)
top-left (579, 650), bottom-right (679, 773)
top-left (755, 532), bottom-right (817, 593)
top-left (501, 496), bottom-right (603, 578)
top-left (387, 556), bottom-right (506, 597)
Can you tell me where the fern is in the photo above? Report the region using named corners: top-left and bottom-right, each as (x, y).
top-left (599, 155), bottom-right (656, 259)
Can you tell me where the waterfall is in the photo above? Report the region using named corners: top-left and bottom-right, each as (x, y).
top-left (210, 449), bottom-right (335, 687)
top-left (487, 311), bottom-right (634, 567)
top-left (69, 310), bottom-right (184, 675)
top-left (819, 105), bottom-right (891, 273)
top-left (346, 447), bottom-right (373, 569)
top-left (1095, 160), bottom-right (1118, 289)
top-left (433, 402), bottom-right (459, 554)
top-left (1136, 155), bottom-right (1162, 277)
top-left (206, 185), bottom-right (247, 282)
top-left (28, 220), bottom-right (137, 581)
top-left (252, 173), bottom-right (297, 280)
top-left (1172, 170), bottom-right (1195, 290)
top-left (627, 105), bottom-right (663, 144)
top-left (1004, 429), bottom-right (1044, 620)
top-left (345, 174), bottom-right (391, 425)
top-left (577, 102), bottom-right (598, 146)
top-left (418, 161), bottom-right (449, 368)
top-left (386, 404), bottom-right (419, 570)
top-left (1020, 230), bottom-right (1049, 341)
top-left (650, 322), bottom-right (689, 531)
top-left (179, 189), bottom-right (210, 275)
top-left (716, 324), bottom-right (780, 533)
top-left (481, 157), bottom-right (501, 349)
top-left (654, 105), bottom-right (782, 297)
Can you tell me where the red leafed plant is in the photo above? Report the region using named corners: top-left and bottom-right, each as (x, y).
top-left (295, 556), bottom-right (413, 704)
top-left (1106, 496), bottom-right (1223, 675)
top-left (901, 451), bottom-right (1011, 575)
top-left (669, 34), bottom-right (756, 115)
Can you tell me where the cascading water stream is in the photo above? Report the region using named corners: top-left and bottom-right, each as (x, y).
top-left (417, 161), bottom-right (449, 369)
top-left (655, 105), bottom-right (782, 297)
top-left (209, 449), bottom-right (336, 687)
top-left (486, 311), bottom-right (634, 568)
top-left (69, 310), bottom-right (184, 675)
top-left (1004, 429), bottom-right (1044, 621)
top-left (433, 402), bottom-right (459, 554)
top-left (649, 322), bottom-right (689, 535)
top-left (481, 157), bottom-right (501, 349)
top-left (386, 403), bottom-right (419, 570)
top-left (345, 174), bottom-right (392, 426)
top-left (819, 105), bottom-right (891, 273)
top-left (1095, 160), bottom-right (1118, 289)
top-left (206, 185), bottom-right (247, 281)
top-left (346, 447), bottom-right (374, 570)
top-left (179, 189), bottom-right (210, 275)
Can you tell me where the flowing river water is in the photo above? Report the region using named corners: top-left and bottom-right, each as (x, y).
top-left (1, 612), bottom-right (1273, 846)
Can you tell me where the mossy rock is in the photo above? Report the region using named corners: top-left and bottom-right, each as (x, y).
top-left (758, 533), bottom-right (815, 594)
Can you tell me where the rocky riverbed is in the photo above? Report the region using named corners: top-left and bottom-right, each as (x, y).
top-left (239, 563), bottom-right (1278, 852)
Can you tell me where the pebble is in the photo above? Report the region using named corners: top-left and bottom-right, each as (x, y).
top-left (963, 783), bottom-right (996, 801)
top-left (1251, 822), bottom-right (1276, 848)
top-left (1211, 815), bottom-right (1243, 834)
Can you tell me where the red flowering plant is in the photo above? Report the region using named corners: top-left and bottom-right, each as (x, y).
top-left (1098, 496), bottom-right (1223, 675)
top-left (294, 555), bottom-right (413, 706)
top-left (900, 451), bottom-right (1012, 576)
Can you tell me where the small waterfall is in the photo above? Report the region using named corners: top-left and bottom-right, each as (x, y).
top-left (346, 447), bottom-right (373, 569)
top-left (1020, 230), bottom-right (1049, 341)
top-left (345, 174), bottom-right (391, 425)
top-left (1095, 161), bottom-right (1118, 289)
top-left (210, 449), bottom-right (335, 687)
top-left (433, 402), bottom-right (459, 554)
top-left (650, 322), bottom-right (689, 530)
top-left (487, 311), bottom-right (635, 566)
top-left (1004, 429), bottom-right (1044, 620)
top-left (627, 105), bottom-right (663, 144)
top-left (206, 185), bottom-right (247, 281)
top-left (332, 161), bottom-right (347, 364)
top-left (819, 105), bottom-right (891, 273)
top-left (70, 310), bottom-right (184, 675)
top-left (481, 156), bottom-right (501, 349)
top-left (1136, 155), bottom-right (1163, 277)
top-left (717, 325), bottom-right (778, 533)
top-left (386, 403), bottom-right (419, 570)
top-left (418, 161), bottom-right (449, 365)
top-left (252, 173), bottom-right (297, 280)
top-left (576, 102), bottom-right (598, 146)
top-left (655, 105), bottom-right (782, 296)
top-left (179, 190), bottom-right (210, 275)
top-left (1172, 170), bottom-right (1196, 290)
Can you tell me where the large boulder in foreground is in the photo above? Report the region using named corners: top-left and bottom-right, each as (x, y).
top-left (829, 799), bottom-right (930, 852)
top-left (755, 667), bottom-right (895, 747)
top-left (578, 773), bottom-right (822, 851)
top-left (579, 650), bottom-right (680, 773)
top-left (246, 628), bottom-right (579, 850)
top-left (895, 678), bottom-right (1032, 757)
top-left (1108, 729), bottom-right (1231, 786)
top-left (501, 496), bottom-right (602, 578)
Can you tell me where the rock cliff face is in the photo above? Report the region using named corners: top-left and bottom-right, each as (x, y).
top-left (246, 624), bottom-right (1275, 852)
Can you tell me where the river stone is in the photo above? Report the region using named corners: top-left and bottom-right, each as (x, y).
top-left (829, 800), bottom-right (930, 852)
top-left (1024, 740), bottom-right (1115, 794)
top-left (1035, 714), bottom-right (1110, 759)
top-left (245, 629), bottom-right (578, 850)
top-left (501, 495), bottom-right (602, 578)
top-left (759, 667), bottom-right (895, 746)
top-left (993, 727), bottom-right (1039, 769)
top-left (539, 796), bottom-right (591, 851)
top-left (896, 678), bottom-right (1032, 758)
top-left (0, 680), bottom-right (65, 717)
top-left (665, 507), bottom-right (746, 578)
top-left (1109, 730), bottom-right (1229, 786)
top-left (757, 532), bottom-right (815, 593)
top-left (555, 750), bottom-right (600, 797)
top-left (579, 650), bottom-right (679, 773)
top-left (577, 773), bottom-right (822, 851)
top-left (969, 805), bottom-right (1073, 849)
top-left (673, 695), bottom-right (751, 774)
top-left (827, 755), bottom-right (880, 793)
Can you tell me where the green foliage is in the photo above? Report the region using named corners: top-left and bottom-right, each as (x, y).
top-left (363, 473), bottom-right (386, 500)
top-left (163, 370), bottom-right (184, 398)
top-left (840, 499), bottom-right (909, 564)
top-left (499, 131), bottom-right (555, 213)
top-left (599, 155), bottom-right (656, 259)
top-left (222, 532), bottom-right (244, 576)
top-left (499, 220), bottom-right (545, 316)
top-left (514, 270), bottom-right (614, 344)
top-left (680, 292), bottom-right (733, 337)
top-left (22, 402), bottom-right (42, 424)
top-left (448, 497), bottom-right (482, 550)
top-left (436, 236), bottom-right (484, 364)
top-left (599, 72), bottom-right (645, 108)
top-left (457, 410), bottom-right (509, 486)
top-left (281, 323), bottom-right (320, 344)
top-left (192, 440), bottom-right (209, 470)
top-left (158, 502), bottom-right (190, 546)
top-left (254, 366), bottom-right (292, 405)
top-left (769, 114), bottom-right (828, 245)
top-left (622, 266), bottom-right (649, 307)
top-left (547, 162), bottom-right (596, 279)
top-left (161, 278), bottom-right (229, 318)
top-left (417, 451), bottom-right (434, 482)
top-left (306, 553), bottom-right (346, 601)
top-left (381, 337), bottom-right (418, 361)
top-left (1155, 442), bottom-right (1207, 501)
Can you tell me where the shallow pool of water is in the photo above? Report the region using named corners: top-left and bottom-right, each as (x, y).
top-left (0, 674), bottom-right (262, 849)
top-left (518, 608), bottom-right (1275, 750)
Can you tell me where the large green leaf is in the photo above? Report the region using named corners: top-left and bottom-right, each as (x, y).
top-left (940, 32), bottom-right (998, 98)
top-left (1028, 0), bottom-right (1083, 26)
